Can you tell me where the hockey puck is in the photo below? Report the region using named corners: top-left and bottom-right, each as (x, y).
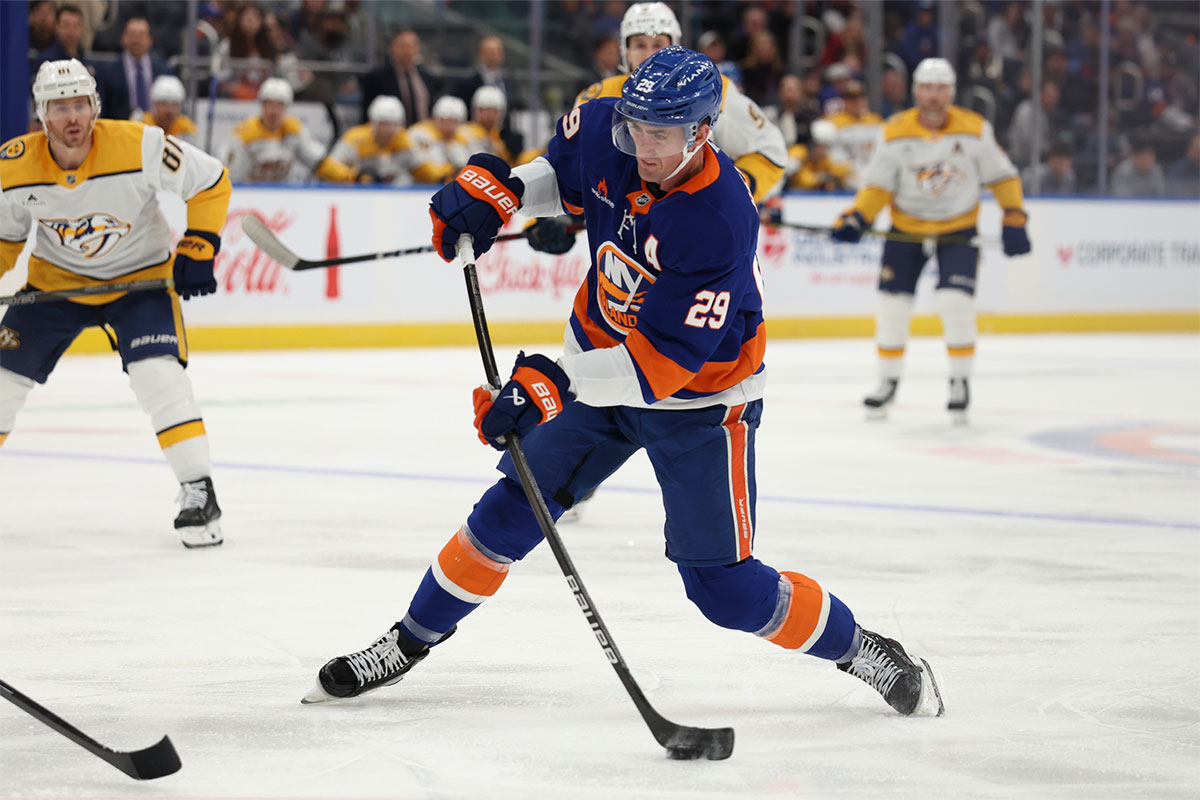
top-left (666, 745), bottom-right (703, 760)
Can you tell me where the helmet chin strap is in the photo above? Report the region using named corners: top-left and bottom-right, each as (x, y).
top-left (659, 137), bottom-right (704, 185)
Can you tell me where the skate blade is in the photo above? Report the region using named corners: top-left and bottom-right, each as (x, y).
top-left (917, 657), bottom-right (946, 717)
top-left (865, 406), bottom-right (889, 421)
top-left (180, 520), bottom-right (223, 549)
top-left (948, 410), bottom-right (968, 426)
top-left (301, 682), bottom-right (335, 704)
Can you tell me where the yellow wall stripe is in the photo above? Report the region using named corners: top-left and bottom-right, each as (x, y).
top-left (56, 312), bottom-right (1199, 356)
top-left (157, 419), bottom-right (206, 449)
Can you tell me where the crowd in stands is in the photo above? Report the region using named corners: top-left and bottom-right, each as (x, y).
top-left (23, 0), bottom-right (1199, 197)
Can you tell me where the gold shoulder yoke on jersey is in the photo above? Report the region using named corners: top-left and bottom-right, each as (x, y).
top-left (884, 106), bottom-right (985, 142)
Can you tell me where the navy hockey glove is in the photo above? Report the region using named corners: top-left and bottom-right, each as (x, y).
top-left (831, 209), bottom-right (867, 243)
top-left (430, 153), bottom-right (524, 262)
top-left (173, 229), bottom-right (220, 299)
top-left (472, 352), bottom-right (573, 450)
top-left (1001, 209), bottom-right (1031, 257)
top-left (524, 215), bottom-right (578, 255)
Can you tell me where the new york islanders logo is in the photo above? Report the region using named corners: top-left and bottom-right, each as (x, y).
top-left (595, 240), bottom-right (657, 334)
top-left (40, 213), bottom-right (132, 258)
top-left (911, 161), bottom-right (966, 198)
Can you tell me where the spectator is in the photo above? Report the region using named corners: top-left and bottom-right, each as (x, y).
top-left (697, 30), bottom-right (738, 84)
top-left (407, 95), bottom-right (469, 184)
top-left (1021, 140), bottom-right (1078, 195)
top-left (880, 68), bottom-right (908, 117)
top-left (727, 5), bottom-right (770, 64)
top-left (588, 36), bottom-right (621, 85)
top-left (455, 36), bottom-right (522, 158)
top-left (767, 73), bottom-right (819, 146)
top-left (35, 4), bottom-right (92, 72)
top-left (28, 1), bottom-right (58, 53)
top-left (95, 16), bottom-right (174, 120)
top-left (740, 31), bottom-right (784, 106)
top-left (1165, 133), bottom-right (1200, 197)
top-left (294, 4), bottom-right (367, 103)
top-left (142, 75), bottom-right (199, 146)
top-left (330, 95), bottom-right (416, 185)
top-left (287, 0), bottom-right (327, 44)
top-left (898, 1), bottom-right (939, 71)
top-left (819, 9), bottom-right (866, 69)
top-left (1111, 134), bottom-right (1166, 196)
top-left (360, 29), bottom-right (437, 126)
top-left (1006, 80), bottom-right (1065, 168)
top-left (819, 62), bottom-right (854, 114)
top-left (217, 4), bottom-right (279, 100)
top-left (987, 1), bottom-right (1028, 61)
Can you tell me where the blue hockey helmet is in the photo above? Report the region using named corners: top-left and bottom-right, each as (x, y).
top-left (612, 46), bottom-right (722, 158)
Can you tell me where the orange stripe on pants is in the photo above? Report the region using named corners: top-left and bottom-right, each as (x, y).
top-left (722, 404), bottom-right (753, 561)
top-left (877, 346), bottom-right (905, 359)
top-left (434, 526), bottom-right (510, 602)
top-left (764, 571), bottom-right (829, 651)
top-left (947, 344), bottom-right (975, 357)
top-left (156, 419), bottom-right (206, 449)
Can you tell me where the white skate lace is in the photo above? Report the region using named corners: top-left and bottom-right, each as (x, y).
top-left (345, 630), bottom-right (406, 686)
top-left (847, 638), bottom-right (904, 699)
top-left (176, 481), bottom-right (208, 511)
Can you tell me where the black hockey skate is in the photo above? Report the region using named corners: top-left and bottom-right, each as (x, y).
top-left (863, 378), bottom-right (899, 419)
top-left (302, 623), bottom-right (452, 704)
top-left (947, 377), bottom-right (970, 425)
top-left (837, 629), bottom-right (944, 716)
top-left (175, 477), bottom-right (222, 548)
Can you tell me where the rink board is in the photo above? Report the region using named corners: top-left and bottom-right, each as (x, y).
top-left (0, 188), bottom-right (1195, 352)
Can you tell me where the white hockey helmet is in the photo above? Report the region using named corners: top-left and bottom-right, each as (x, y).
top-left (471, 85), bottom-right (507, 115)
top-left (431, 95), bottom-right (467, 123)
top-left (258, 77), bottom-right (294, 105)
top-left (33, 59), bottom-right (101, 125)
top-left (619, 2), bottom-right (682, 72)
top-left (810, 118), bottom-right (838, 145)
top-left (367, 94), bottom-right (405, 125)
top-left (912, 58), bottom-right (956, 90)
top-left (150, 74), bottom-right (186, 105)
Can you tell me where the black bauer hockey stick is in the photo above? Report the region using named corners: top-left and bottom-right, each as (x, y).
top-left (455, 234), bottom-right (735, 761)
top-left (0, 679), bottom-right (181, 780)
top-left (0, 279), bottom-right (173, 306)
top-left (242, 214), bottom-right (579, 272)
top-left (764, 218), bottom-right (1000, 248)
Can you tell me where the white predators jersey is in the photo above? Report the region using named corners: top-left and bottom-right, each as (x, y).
top-left (329, 123), bottom-right (415, 185)
top-left (222, 115), bottom-right (327, 183)
top-left (860, 107), bottom-right (1018, 233)
top-left (825, 110), bottom-right (883, 188)
top-left (406, 120), bottom-right (469, 184)
top-left (0, 119), bottom-right (227, 290)
top-left (574, 74), bottom-right (787, 202)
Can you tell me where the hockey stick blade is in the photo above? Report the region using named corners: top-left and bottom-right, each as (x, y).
top-left (0, 679), bottom-right (182, 780)
top-left (456, 235), bottom-right (735, 761)
top-left (241, 213), bottom-right (301, 269)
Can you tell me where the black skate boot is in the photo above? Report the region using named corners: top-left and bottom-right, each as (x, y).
top-left (837, 629), bottom-right (944, 716)
top-left (947, 377), bottom-right (969, 425)
top-left (863, 378), bottom-right (899, 419)
top-left (175, 477), bottom-right (222, 548)
top-left (302, 623), bottom-right (453, 704)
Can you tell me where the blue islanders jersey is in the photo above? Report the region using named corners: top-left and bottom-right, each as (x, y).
top-left (546, 97), bottom-right (766, 409)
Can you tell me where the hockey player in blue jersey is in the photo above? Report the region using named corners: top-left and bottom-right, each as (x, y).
top-left (305, 47), bottom-right (943, 723)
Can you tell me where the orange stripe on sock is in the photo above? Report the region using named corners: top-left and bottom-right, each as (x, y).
top-left (156, 419), bottom-right (206, 448)
top-left (436, 527), bottom-right (510, 599)
top-left (877, 346), bottom-right (905, 359)
top-left (764, 572), bottom-right (829, 650)
top-left (722, 405), bottom-right (753, 561)
top-left (947, 344), bottom-right (975, 357)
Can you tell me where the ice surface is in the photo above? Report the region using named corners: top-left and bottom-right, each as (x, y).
top-left (1, 334), bottom-right (1197, 798)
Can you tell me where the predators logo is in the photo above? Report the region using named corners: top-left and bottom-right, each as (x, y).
top-left (595, 240), bottom-right (656, 335)
top-left (0, 326), bottom-right (19, 349)
top-left (40, 213), bottom-right (133, 258)
top-left (911, 161), bottom-right (966, 198)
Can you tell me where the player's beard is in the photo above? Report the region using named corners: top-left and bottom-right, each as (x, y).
top-left (47, 114), bottom-right (94, 149)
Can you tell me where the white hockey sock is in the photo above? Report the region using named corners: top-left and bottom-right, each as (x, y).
top-left (936, 288), bottom-right (976, 379)
top-left (127, 356), bottom-right (212, 483)
top-left (875, 292), bottom-right (914, 380)
top-left (0, 368), bottom-right (36, 445)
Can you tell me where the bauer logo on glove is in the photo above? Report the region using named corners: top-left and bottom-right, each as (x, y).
top-left (472, 352), bottom-right (574, 450)
top-left (429, 153), bottom-right (525, 262)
